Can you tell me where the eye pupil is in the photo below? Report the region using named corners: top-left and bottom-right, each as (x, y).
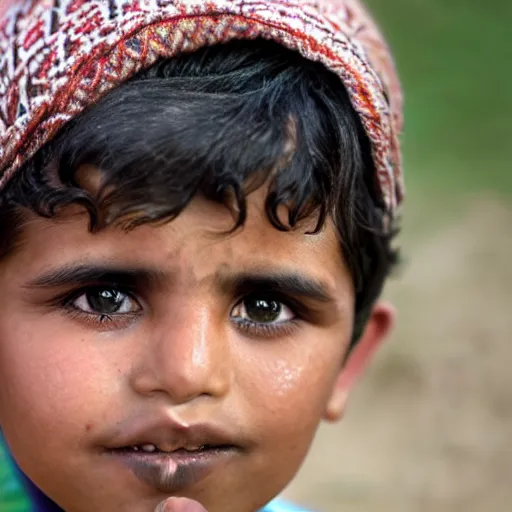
top-left (87, 289), bottom-right (124, 314)
top-left (245, 297), bottom-right (281, 323)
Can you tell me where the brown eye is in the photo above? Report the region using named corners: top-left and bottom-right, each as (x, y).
top-left (72, 288), bottom-right (140, 315)
top-left (231, 295), bottom-right (294, 324)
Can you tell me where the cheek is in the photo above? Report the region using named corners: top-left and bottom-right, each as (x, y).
top-left (240, 334), bottom-right (344, 445)
top-left (232, 333), bottom-right (345, 492)
top-left (0, 313), bottom-right (111, 448)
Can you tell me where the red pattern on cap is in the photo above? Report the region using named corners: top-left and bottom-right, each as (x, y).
top-left (0, 0), bottom-right (404, 214)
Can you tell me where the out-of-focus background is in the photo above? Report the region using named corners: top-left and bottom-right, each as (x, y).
top-left (284, 1), bottom-right (512, 511)
top-left (1, 1), bottom-right (511, 511)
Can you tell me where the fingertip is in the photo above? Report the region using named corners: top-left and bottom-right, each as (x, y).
top-left (155, 497), bottom-right (208, 512)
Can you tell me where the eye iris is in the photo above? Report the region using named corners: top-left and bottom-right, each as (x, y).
top-left (245, 297), bottom-right (281, 323)
top-left (87, 289), bottom-right (124, 314)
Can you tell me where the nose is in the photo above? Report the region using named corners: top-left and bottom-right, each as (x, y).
top-left (131, 303), bottom-right (231, 404)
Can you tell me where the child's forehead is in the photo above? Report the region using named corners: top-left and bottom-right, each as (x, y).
top-left (9, 188), bottom-right (350, 296)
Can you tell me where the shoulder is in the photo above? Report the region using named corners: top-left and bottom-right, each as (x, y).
top-left (262, 498), bottom-right (314, 512)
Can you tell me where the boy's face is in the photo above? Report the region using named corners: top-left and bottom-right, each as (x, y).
top-left (0, 181), bottom-right (386, 512)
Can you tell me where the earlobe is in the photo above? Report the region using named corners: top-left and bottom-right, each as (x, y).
top-left (324, 302), bottom-right (396, 422)
top-left (324, 388), bottom-right (349, 423)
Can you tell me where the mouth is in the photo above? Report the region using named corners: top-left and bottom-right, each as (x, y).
top-left (114, 443), bottom-right (228, 454)
top-left (107, 441), bottom-right (239, 493)
top-left (101, 416), bottom-right (244, 493)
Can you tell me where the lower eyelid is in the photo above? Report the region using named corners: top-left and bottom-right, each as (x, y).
top-left (232, 317), bottom-right (301, 339)
top-left (61, 306), bottom-right (142, 330)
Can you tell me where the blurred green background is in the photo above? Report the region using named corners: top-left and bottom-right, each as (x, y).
top-left (373, 0), bottom-right (511, 202)
top-left (1, 0), bottom-right (511, 510)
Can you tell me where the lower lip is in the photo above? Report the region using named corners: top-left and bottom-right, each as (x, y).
top-left (110, 448), bottom-right (236, 493)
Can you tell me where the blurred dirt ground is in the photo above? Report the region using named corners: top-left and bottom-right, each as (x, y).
top-left (284, 195), bottom-right (512, 512)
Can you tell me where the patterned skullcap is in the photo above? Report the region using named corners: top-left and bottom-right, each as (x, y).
top-left (0, 0), bottom-right (404, 213)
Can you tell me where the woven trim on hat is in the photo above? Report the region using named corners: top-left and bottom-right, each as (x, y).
top-left (0, 0), bottom-right (401, 211)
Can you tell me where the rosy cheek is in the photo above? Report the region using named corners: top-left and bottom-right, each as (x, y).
top-left (254, 347), bottom-right (335, 425)
top-left (270, 358), bottom-right (308, 399)
top-left (0, 322), bottom-right (96, 426)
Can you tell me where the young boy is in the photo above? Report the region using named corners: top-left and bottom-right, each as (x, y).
top-left (0, 0), bottom-right (404, 511)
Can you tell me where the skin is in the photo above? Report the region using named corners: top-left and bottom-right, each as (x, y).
top-left (157, 497), bottom-right (208, 512)
top-left (0, 184), bottom-right (394, 512)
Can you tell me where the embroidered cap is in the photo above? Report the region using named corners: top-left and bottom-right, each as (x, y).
top-left (0, 0), bottom-right (404, 214)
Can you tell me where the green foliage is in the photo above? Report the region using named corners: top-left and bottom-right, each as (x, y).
top-left (366, 0), bottom-right (512, 198)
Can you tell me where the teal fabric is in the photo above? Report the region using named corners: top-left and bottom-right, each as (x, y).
top-left (0, 439), bottom-right (29, 512)
top-left (262, 499), bottom-right (310, 511)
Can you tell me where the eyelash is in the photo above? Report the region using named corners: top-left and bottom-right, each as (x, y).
top-left (57, 286), bottom-right (304, 337)
top-left (59, 287), bottom-right (142, 330)
top-left (230, 295), bottom-right (302, 339)
top-left (233, 317), bottom-right (301, 339)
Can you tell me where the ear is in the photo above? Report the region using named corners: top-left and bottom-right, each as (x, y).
top-left (323, 301), bottom-right (396, 422)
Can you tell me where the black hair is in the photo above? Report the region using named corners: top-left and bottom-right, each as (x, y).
top-left (0, 39), bottom-right (398, 347)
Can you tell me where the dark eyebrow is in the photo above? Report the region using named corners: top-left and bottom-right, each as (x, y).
top-left (25, 264), bottom-right (169, 290)
top-left (25, 265), bottom-right (336, 304)
top-left (218, 271), bottom-right (335, 303)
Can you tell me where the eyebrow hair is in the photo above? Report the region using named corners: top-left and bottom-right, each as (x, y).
top-left (217, 271), bottom-right (335, 303)
top-left (25, 264), bottom-right (169, 290)
top-left (25, 263), bottom-right (336, 304)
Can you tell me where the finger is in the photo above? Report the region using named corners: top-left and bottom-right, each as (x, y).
top-left (155, 497), bottom-right (208, 512)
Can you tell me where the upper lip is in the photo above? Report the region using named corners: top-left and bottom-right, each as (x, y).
top-left (105, 414), bottom-right (240, 453)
